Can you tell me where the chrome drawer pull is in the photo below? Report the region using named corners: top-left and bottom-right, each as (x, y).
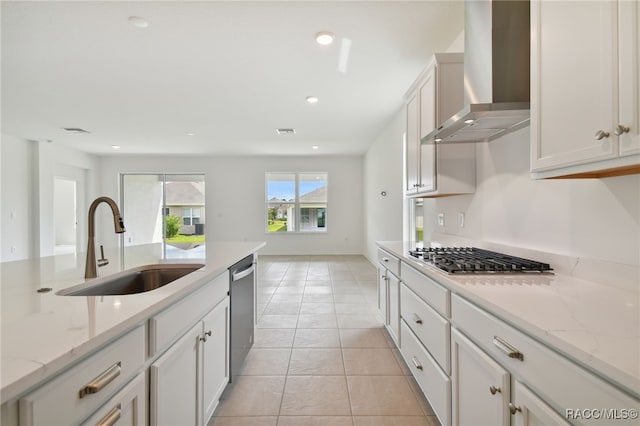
top-left (489, 385), bottom-right (501, 395)
top-left (411, 356), bottom-right (423, 370)
top-left (509, 402), bottom-right (522, 415)
top-left (412, 313), bottom-right (423, 325)
top-left (96, 404), bottom-right (121, 426)
top-left (382, 257), bottom-right (389, 262)
top-left (493, 336), bottom-right (524, 361)
top-left (79, 362), bottom-right (122, 399)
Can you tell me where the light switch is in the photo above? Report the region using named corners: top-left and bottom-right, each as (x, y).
top-left (437, 213), bottom-right (445, 227)
top-left (458, 212), bottom-right (465, 228)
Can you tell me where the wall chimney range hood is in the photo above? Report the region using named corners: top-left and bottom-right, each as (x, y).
top-left (423, 0), bottom-right (530, 144)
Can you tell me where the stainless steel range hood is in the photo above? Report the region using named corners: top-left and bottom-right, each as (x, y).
top-left (423, 0), bottom-right (530, 144)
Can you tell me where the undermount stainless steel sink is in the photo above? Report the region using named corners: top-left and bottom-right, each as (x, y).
top-left (57, 263), bottom-right (205, 296)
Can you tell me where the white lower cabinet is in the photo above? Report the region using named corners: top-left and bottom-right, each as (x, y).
top-left (150, 297), bottom-right (229, 426)
top-left (377, 248), bottom-right (401, 345)
top-left (400, 321), bottom-right (451, 426)
top-left (81, 372), bottom-right (146, 426)
top-left (451, 328), bottom-right (510, 426)
top-left (18, 326), bottom-right (146, 426)
top-left (510, 381), bottom-right (570, 426)
top-left (202, 298), bottom-right (230, 423)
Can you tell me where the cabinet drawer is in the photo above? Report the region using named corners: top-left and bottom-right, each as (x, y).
top-left (81, 372), bottom-right (146, 426)
top-left (401, 283), bottom-right (450, 374)
top-left (451, 294), bottom-right (640, 422)
top-left (149, 271), bottom-right (229, 357)
top-left (401, 264), bottom-right (449, 317)
top-left (19, 326), bottom-right (145, 426)
top-left (377, 248), bottom-right (400, 277)
top-left (400, 321), bottom-right (451, 426)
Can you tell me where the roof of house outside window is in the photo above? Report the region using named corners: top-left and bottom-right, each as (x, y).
top-left (166, 181), bottom-right (205, 206)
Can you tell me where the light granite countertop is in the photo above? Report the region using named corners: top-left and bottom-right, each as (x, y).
top-left (1, 241), bottom-right (265, 403)
top-left (377, 240), bottom-right (640, 400)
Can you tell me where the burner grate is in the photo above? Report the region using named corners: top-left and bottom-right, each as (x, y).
top-left (408, 247), bottom-right (552, 274)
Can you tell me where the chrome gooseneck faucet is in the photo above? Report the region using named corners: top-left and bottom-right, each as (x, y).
top-left (85, 196), bottom-right (126, 279)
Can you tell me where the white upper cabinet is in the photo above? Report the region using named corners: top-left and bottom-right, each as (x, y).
top-left (531, 0), bottom-right (640, 178)
top-left (405, 53), bottom-right (476, 197)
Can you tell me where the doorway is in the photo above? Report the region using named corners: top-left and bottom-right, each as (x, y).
top-left (54, 177), bottom-right (77, 255)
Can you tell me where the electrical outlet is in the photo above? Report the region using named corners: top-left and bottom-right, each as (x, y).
top-left (437, 213), bottom-right (445, 227)
top-left (458, 212), bottom-right (465, 228)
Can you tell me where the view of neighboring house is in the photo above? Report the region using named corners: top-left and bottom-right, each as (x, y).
top-left (267, 185), bottom-right (327, 232)
top-left (165, 181), bottom-right (206, 235)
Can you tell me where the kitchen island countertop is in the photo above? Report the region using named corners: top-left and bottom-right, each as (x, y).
top-left (1, 241), bottom-right (265, 403)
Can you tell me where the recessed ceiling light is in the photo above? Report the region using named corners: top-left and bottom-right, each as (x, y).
top-left (128, 16), bottom-right (149, 29)
top-left (464, 119), bottom-right (475, 124)
top-left (315, 31), bottom-right (335, 46)
top-left (306, 96), bottom-right (319, 104)
top-left (434, 138), bottom-right (443, 143)
top-left (112, 145), bottom-right (121, 150)
top-left (276, 128), bottom-right (296, 135)
top-left (186, 132), bottom-right (195, 136)
top-left (312, 145), bottom-right (319, 150)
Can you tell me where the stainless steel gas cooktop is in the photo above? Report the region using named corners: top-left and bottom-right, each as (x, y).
top-left (408, 247), bottom-right (553, 274)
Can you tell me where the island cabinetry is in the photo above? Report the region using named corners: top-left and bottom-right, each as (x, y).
top-left (150, 271), bottom-right (230, 426)
top-left (405, 53), bottom-right (475, 197)
top-left (80, 371), bottom-right (146, 426)
top-left (531, 0), bottom-right (640, 178)
top-left (451, 294), bottom-right (640, 425)
top-left (17, 326), bottom-right (146, 426)
top-left (398, 263), bottom-right (452, 425)
top-left (376, 248), bottom-right (400, 345)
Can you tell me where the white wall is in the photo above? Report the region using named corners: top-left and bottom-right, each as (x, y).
top-left (363, 110), bottom-right (405, 262)
top-left (422, 127), bottom-right (640, 266)
top-left (1, 135), bottom-right (35, 261)
top-left (98, 155), bottom-right (364, 256)
top-left (1, 134), bottom-right (101, 261)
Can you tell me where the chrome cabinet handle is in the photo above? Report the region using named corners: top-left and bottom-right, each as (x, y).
top-left (614, 125), bottom-right (630, 135)
top-left (489, 385), bottom-right (501, 395)
top-left (79, 362), bottom-right (121, 399)
top-left (382, 257), bottom-right (389, 262)
top-left (411, 356), bottom-right (423, 370)
top-left (200, 330), bottom-right (212, 342)
top-left (595, 130), bottom-right (610, 140)
top-left (412, 313), bottom-right (423, 325)
top-left (493, 336), bottom-right (524, 361)
top-left (96, 404), bottom-right (121, 426)
top-left (509, 402), bottom-right (522, 415)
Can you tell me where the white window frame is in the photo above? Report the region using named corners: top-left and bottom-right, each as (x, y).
top-left (265, 172), bottom-right (328, 233)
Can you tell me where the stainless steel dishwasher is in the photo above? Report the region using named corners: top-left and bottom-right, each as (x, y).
top-left (229, 254), bottom-right (255, 381)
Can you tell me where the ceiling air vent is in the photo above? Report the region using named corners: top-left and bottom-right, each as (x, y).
top-left (276, 128), bottom-right (296, 135)
top-left (63, 127), bottom-right (91, 134)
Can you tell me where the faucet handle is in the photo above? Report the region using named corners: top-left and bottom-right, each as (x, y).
top-left (97, 245), bottom-right (109, 267)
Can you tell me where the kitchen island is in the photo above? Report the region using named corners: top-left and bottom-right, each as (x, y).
top-left (1, 241), bottom-right (265, 425)
top-left (377, 240), bottom-right (639, 426)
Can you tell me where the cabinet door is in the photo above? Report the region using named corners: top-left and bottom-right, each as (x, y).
top-left (531, 0), bottom-right (618, 171)
top-left (202, 299), bottom-right (230, 424)
top-left (451, 328), bottom-right (510, 426)
top-left (150, 322), bottom-right (201, 426)
top-left (405, 94), bottom-right (419, 194)
top-left (387, 273), bottom-right (400, 345)
top-left (619, 0), bottom-right (640, 156)
top-left (419, 70), bottom-right (436, 192)
top-left (511, 381), bottom-right (569, 426)
top-left (377, 267), bottom-right (388, 322)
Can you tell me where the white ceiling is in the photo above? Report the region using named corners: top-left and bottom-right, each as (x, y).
top-left (1, 1), bottom-right (464, 156)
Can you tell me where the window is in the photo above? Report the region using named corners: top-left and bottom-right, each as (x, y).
top-left (266, 172), bottom-right (328, 233)
top-left (182, 207), bottom-right (201, 225)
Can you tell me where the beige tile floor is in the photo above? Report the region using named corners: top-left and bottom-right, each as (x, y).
top-left (209, 255), bottom-right (440, 426)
